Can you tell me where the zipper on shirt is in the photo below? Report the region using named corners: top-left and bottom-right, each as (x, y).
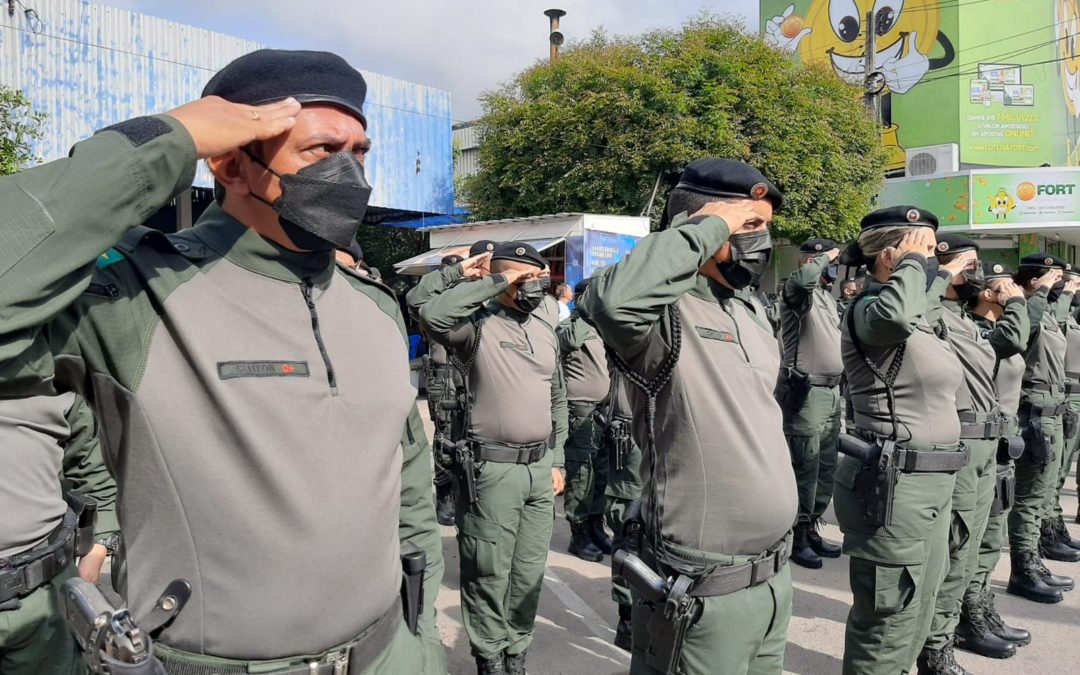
top-left (301, 278), bottom-right (338, 395)
top-left (722, 301), bottom-right (751, 363)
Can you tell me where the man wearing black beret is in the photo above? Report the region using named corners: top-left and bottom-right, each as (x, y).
top-left (419, 241), bottom-right (568, 675)
top-left (1007, 253), bottom-right (1078, 604)
top-left (580, 158), bottom-right (797, 674)
top-left (0, 49), bottom-right (445, 673)
top-left (919, 235), bottom-right (1030, 665)
top-left (775, 237), bottom-right (844, 570)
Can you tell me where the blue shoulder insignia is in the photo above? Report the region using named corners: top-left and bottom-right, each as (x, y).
top-left (97, 248), bottom-right (124, 269)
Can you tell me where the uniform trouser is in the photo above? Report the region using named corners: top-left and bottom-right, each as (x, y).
top-left (964, 462), bottom-right (1014, 603)
top-left (1047, 391), bottom-right (1080, 520)
top-left (433, 457), bottom-right (453, 489)
top-left (456, 452), bottom-right (555, 659)
top-left (778, 383), bottom-right (842, 525)
top-left (605, 441), bottom-right (643, 608)
top-left (925, 437), bottom-right (997, 650)
top-left (564, 410), bottom-right (608, 524)
top-left (628, 562), bottom-right (792, 675)
top-left (0, 563), bottom-right (83, 675)
top-left (834, 455), bottom-right (955, 675)
top-left (1009, 393), bottom-right (1064, 553)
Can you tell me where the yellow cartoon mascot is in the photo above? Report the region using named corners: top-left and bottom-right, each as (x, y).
top-left (1059, 0), bottom-right (1080, 165)
top-left (766, 1), bottom-right (955, 172)
top-left (988, 188), bottom-right (1016, 222)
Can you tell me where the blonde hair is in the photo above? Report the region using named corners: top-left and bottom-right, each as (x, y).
top-left (858, 226), bottom-right (914, 267)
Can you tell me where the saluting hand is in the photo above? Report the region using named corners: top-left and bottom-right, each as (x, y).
top-left (826, 248), bottom-right (841, 262)
top-left (939, 251), bottom-right (977, 279)
top-left (1036, 269), bottom-right (1063, 289)
top-left (893, 228), bottom-right (936, 260)
top-left (993, 279), bottom-right (1024, 301)
top-left (501, 268), bottom-right (540, 286)
top-left (165, 96), bottom-right (301, 159)
top-left (691, 202), bottom-right (767, 237)
top-left (461, 253), bottom-right (492, 279)
top-left (1065, 277), bottom-right (1080, 294)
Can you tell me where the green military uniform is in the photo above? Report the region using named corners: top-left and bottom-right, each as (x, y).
top-left (418, 257), bottom-right (568, 671)
top-left (1, 394), bottom-right (118, 675)
top-left (776, 248), bottom-right (843, 566)
top-left (0, 115), bottom-right (445, 673)
top-left (1044, 288), bottom-right (1080, 552)
top-left (1007, 261), bottom-right (1072, 602)
top-left (835, 207), bottom-right (967, 675)
top-left (958, 264), bottom-right (1032, 656)
top-left (580, 207), bottom-right (797, 675)
top-left (922, 246), bottom-right (1028, 662)
top-left (557, 312), bottom-right (611, 557)
top-left (603, 369), bottom-right (643, 613)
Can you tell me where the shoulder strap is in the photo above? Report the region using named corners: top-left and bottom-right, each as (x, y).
top-left (846, 290), bottom-right (906, 441)
top-left (447, 309), bottom-right (490, 436)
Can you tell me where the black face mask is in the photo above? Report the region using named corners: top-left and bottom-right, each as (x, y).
top-left (955, 264), bottom-right (985, 301)
top-left (1049, 280), bottom-right (1067, 304)
top-left (717, 230), bottom-right (773, 290)
top-left (514, 277), bottom-right (550, 313)
top-left (247, 149), bottom-right (373, 251)
top-left (823, 264), bottom-right (839, 284)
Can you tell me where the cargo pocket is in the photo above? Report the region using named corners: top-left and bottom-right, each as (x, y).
top-left (786, 434), bottom-right (818, 465)
top-left (873, 563), bottom-right (921, 615)
top-left (460, 513), bottom-right (501, 578)
top-left (948, 510), bottom-right (973, 556)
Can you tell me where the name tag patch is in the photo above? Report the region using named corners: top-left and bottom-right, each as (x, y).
top-left (499, 340), bottom-right (529, 351)
top-left (695, 327), bottom-right (737, 343)
top-left (217, 361), bottom-right (310, 379)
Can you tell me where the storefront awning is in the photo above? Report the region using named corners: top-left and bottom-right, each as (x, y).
top-left (394, 237), bottom-right (565, 276)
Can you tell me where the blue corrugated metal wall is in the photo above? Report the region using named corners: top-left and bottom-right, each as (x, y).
top-left (0, 0), bottom-right (453, 216)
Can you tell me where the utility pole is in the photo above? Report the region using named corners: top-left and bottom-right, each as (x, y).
top-left (545, 9), bottom-right (566, 63)
top-left (863, 10), bottom-right (883, 126)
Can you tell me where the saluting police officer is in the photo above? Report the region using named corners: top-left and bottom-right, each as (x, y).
top-left (1, 395), bottom-right (117, 675)
top-left (776, 238), bottom-right (844, 569)
top-left (409, 244), bottom-right (496, 526)
top-left (1041, 269), bottom-right (1080, 557)
top-left (580, 159), bottom-right (797, 675)
top-left (0, 50), bottom-right (445, 674)
top-left (418, 242), bottom-right (568, 675)
top-left (920, 235), bottom-right (1029, 669)
top-left (558, 277), bottom-right (615, 562)
top-left (1007, 254), bottom-right (1075, 603)
top-left (834, 207), bottom-right (969, 675)
top-left (955, 262), bottom-right (1032, 658)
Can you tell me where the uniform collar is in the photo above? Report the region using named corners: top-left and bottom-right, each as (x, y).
top-left (487, 299), bottom-right (532, 324)
top-left (941, 297), bottom-right (965, 316)
top-left (190, 203), bottom-right (335, 285)
top-left (688, 274), bottom-right (736, 304)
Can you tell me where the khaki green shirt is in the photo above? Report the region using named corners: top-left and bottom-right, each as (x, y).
top-left (780, 254), bottom-right (843, 376)
top-left (557, 314), bottom-right (610, 404)
top-left (1022, 287), bottom-right (1065, 395)
top-left (938, 297), bottom-right (1028, 415)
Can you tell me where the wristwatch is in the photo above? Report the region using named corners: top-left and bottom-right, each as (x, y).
top-left (95, 533), bottom-right (120, 555)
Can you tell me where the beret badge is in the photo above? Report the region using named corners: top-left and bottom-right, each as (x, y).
top-left (937, 242), bottom-right (948, 252)
top-left (906, 208), bottom-right (921, 223)
top-left (516, 247), bottom-right (526, 256)
top-left (1046, 257), bottom-right (1054, 266)
top-left (750, 183), bottom-right (769, 200)
top-left (993, 264), bottom-right (1003, 273)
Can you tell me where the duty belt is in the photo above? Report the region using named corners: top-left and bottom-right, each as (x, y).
top-left (1066, 382), bottom-right (1080, 395)
top-left (1026, 383), bottom-right (1065, 396)
top-left (644, 534), bottom-right (791, 598)
top-left (788, 368), bottom-right (842, 388)
top-left (1067, 371), bottom-right (1080, 382)
top-left (472, 437), bottom-right (548, 464)
top-left (155, 597), bottom-right (402, 675)
top-left (853, 431), bottom-right (969, 472)
top-left (1021, 400), bottom-right (1070, 417)
top-left (569, 400), bottom-right (599, 419)
top-left (0, 496), bottom-right (96, 605)
top-left (958, 410), bottom-right (1006, 440)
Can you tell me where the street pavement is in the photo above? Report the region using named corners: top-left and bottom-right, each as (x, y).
top-left (423, 411), bottom-right (1080, 674)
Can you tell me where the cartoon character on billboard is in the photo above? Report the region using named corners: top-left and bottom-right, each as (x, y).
top-left (765, 1), bottom-right (956, 172)
top-left (1058, 0), bottom-right (1080, 164)
top-left (988, 188), bottom-right (1016, 222)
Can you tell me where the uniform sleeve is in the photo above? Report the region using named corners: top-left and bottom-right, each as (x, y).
top-left (782, 254), bottom-right (829, 308)
top-left (1053, 291), bottom-right (1075, 323)
top-left (555, 316), bottom-right (589, 355)
top-left (419, 274), bottom-right (509, 355)
top-left (406, 265), bottom-right (465, 322)
top-left (60, 394), bottom-right (118, 538)
top-left (1026, 287), bottom-right (1050, 343)
top-left (985, 297), bottom-right (1029, 359)
top-left (0, 116), bottom-right (196, 397)
top-left (577, 215), bottom-right (731, 360)
top-left (397, 404), bottom-right (447, 674)
top-left (853, 255), bottom-right (945, 347)
top-left (550, 360), bottom-right (568, 468)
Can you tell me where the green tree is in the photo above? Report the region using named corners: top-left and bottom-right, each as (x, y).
top-left (0, 85), bottom-right (46, 176)
top-left (462, 17), bottom-right (886, 243)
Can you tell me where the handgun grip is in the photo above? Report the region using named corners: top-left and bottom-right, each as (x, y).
top-left (612, 550), bottom-right (667, 604)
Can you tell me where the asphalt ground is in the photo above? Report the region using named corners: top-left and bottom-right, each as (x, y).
top-left (423, 409), bottom-right (1080, 675)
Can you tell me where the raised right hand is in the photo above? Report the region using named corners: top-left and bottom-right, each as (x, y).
top-left (691, 201), bottom-right (767, 237)
top-left (1037, 269), bottom-right (1063, 289)
top-left (165, 96), bottom-right (301, 159)
top-left (501, 268), bottom-right (539, 286)
top-left (826, 248), bottom-right (841, 262)
top-left (992, 278), bottom-right (1024, 301)
top-left (461, 253), bottom-right (492, 279)
top-left (893, 228), bottom-right (936, 260)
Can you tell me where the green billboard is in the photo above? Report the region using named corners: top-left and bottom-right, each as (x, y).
top-left (760, 1), bottom-right (1069, 168)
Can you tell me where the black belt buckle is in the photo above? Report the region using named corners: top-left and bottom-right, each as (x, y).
top-left (749, 556), bottom-right (770, 587)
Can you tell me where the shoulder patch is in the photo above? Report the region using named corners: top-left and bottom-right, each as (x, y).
top-left (97, 248), bottom-right (125, 269)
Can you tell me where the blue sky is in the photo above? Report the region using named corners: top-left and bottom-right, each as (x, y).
top-left (106, 1), bottom-right (761, 120)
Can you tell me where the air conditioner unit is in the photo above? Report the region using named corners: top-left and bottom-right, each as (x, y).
top-left (905, 143), bottom-right (960, 177)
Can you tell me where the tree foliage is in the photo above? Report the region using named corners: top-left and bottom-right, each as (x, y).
top-left (462, 17), bottom-right (886, 243)
top-left (0, 85), bottom-right (46, 176)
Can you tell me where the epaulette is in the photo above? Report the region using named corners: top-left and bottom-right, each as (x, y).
top-left (114, 226), bottom-right (210, 261)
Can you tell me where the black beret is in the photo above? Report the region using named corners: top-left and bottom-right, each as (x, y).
top-left (675, 158), bottom-right (783, 209)
top-left (934, 234), bottom-right (978, 257)
top-left (574, 278), bottom-right (590, 296)
top-left (202, 49), bottom-right (367, 127)
top-left (469, 240), bottom-right (497, 257)
top-left (1018, 252), bottom-right (1067, 270)
top-left (338, 241), bottom-right (362, 262)
top-left (491, 242), bottom-right (546, 269)
top-left (860, 205), bottom-right (939, 231)
top-left (983, 261), bottom-right (1013, 279)
top-left (800, 238), bottom-right (839, 254)
top-left (440, 254), bottom-right (464, 268)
